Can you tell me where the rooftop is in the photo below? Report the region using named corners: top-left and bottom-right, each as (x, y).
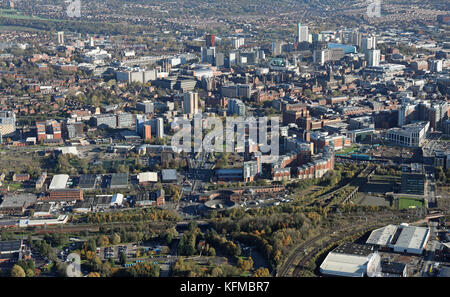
top-left (161, 169), bottom-right (178, 181)
top-left (49, 174), bottom-right (69, 190)
top-left (110, 173), bottom-right (129, 187)
top-left (0, 193), bottom-right (37, 209)
top-left (0, 240), bottom-right (21, 253)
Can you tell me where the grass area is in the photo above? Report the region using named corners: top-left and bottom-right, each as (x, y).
top-left (0, 25), bottom-right (43, 31)
top-left (6, 183), bottom-right (22, 191)
top-left (102, 159), bottom-right (136, 172)
top-left (398, 198), bottom-right (424, 209)
top-left (370, 175), bottom-right (400, 182)
top-left (336, 144), bottom-right (359, 155)
top-left (0, 9), bottom-right (50, 21)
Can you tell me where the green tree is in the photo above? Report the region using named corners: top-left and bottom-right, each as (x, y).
top-left (111, 233), bottom-right (121, 245)
top-left (25, 269), bottom-right (35, 277)
top-left (11, 265), bottom-right (26, 277)
top-left (119, 251), bottom-right (127, 266)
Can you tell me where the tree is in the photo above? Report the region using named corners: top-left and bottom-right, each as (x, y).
top-left (208, 247), bottom-right (216, 257)
top-left (97, 235), bottom-right (110, 247)
top-left (119, 251), bottom-right (127, 266)
top-left (111, 233), bottom-right (121, 245)
top-left (25, 269), bottom-right (35, 277)
top-left (11, 265), bottom-right (26, 277)
top-left (253, 267), bottom-right (270, 277)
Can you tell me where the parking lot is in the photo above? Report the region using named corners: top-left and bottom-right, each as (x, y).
top-left (98, 243), bottom-right (137, 260)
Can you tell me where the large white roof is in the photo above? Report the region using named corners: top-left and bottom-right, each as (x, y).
top-left (320, 253), bottom-right (371, 277)
top-left (49, 174), bottom-right (69, 190)
top-left (366, 224), bottom-right (430, 252)
top-left (393, 226), bottom-right (429, 251)
top-left (138, 172), bottom-right (158, 182)
top-left (366, 225), bottom-right (398, 246)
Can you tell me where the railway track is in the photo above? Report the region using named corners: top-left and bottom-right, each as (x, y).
top-left (276, 212), bottom-right (420, 277)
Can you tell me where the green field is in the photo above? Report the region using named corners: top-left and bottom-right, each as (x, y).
top-left (0, 9), bottom-right (50, 21)
top-left (6, 183), bottom-right (22, 191)
top-left (398, 198), bottom-right (424, 209)
top-left (337, 144), bottom-right (359, 155)
top-left (370, 175), bottom-right (401, 182)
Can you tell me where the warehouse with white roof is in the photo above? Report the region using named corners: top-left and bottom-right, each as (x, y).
top-left (49, 174), bottom-right (69, 190)
top-left (366, 224), bottom-right (430, 255)
top-left (138, 172), bottom-right (158, 184)
top-left (320, 243), bottom-right (380, 277)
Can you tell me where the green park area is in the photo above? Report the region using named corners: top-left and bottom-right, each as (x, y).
top-left (0, 9), bottom-right (49, 21)
top-left (336, 144), bottom-right (360, 155)
top-left (398, 198), bottom-right (424, 209)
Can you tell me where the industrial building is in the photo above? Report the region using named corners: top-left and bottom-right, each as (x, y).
top-left (0, 193), bottom-right (37, 214)
top-left (161, 169), bottom-right (178, 183)
top-left (320, 243), bottom-right (380, 277)
top-left (78, 174), bottom-right (98, 190)
top-left (47, 189), bottom-right (84, 201)
top-left (137, 172), bottom-right (158, 185)
top-left (49, 174), bottom-right (69, 190)
top-left (366, 224), bottom-right (430, 255)
top-left (109, 173), bottom-right (129, 189)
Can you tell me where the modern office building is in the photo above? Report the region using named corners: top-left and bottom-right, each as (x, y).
top-left (232, 37), bottom-right (245, 49)
top-left (201, 47), bottom-right (216, 64)
top-left (228, 99), bottom-right (246, 116)
top-left (57, 31), bottom-right (64, 45)
top-left (154, 118), bottom-right (164, 138)
top-left (362, 36), bottom-right (376, 53)
top-left (116, 113), bottom-right (134, 128)
top-left (385, 121), bottom-right (429, 147)
top-left (296, 23), bottom-right (309, 43)
top-left (367, 49), bottom-right (381, 67)
top-left (400, 163), bottom-right (426, 195)
top-left (206, 34), bottom-right (215, 47)
top-left (183, 92), bottom-right (199, 115)
top-left (313, 48), bottom-right (345, 65)
top-left (0, 111), bottom-right (16, 138)
top-left (94, 114), bottom-right (117, 129)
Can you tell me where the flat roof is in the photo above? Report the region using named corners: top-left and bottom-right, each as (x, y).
top-left (161, 169), bottom-right (177, 181)
top-left (332, 242), bottom-right (374, 257)
top-left (34, 203), bottom-right (51, 213)
top-left (78, 174), bottom-right (97, 189)
top-left (0, 193), bottom-right (37, 209)
top-left (366, 225), bottom-right (398, 246)
top-left (110, 173), bottom-right (129, 186)
top-left (138, 172), bottom-right (158, 182)
top-left (0, 240), bottom-right (21, 252)
top-left (320, 252), bottom-right (371, 277)
top-left (49, 174), bottom-right (69, 190)
top-left (394, 226), bottom-right (429, 251)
